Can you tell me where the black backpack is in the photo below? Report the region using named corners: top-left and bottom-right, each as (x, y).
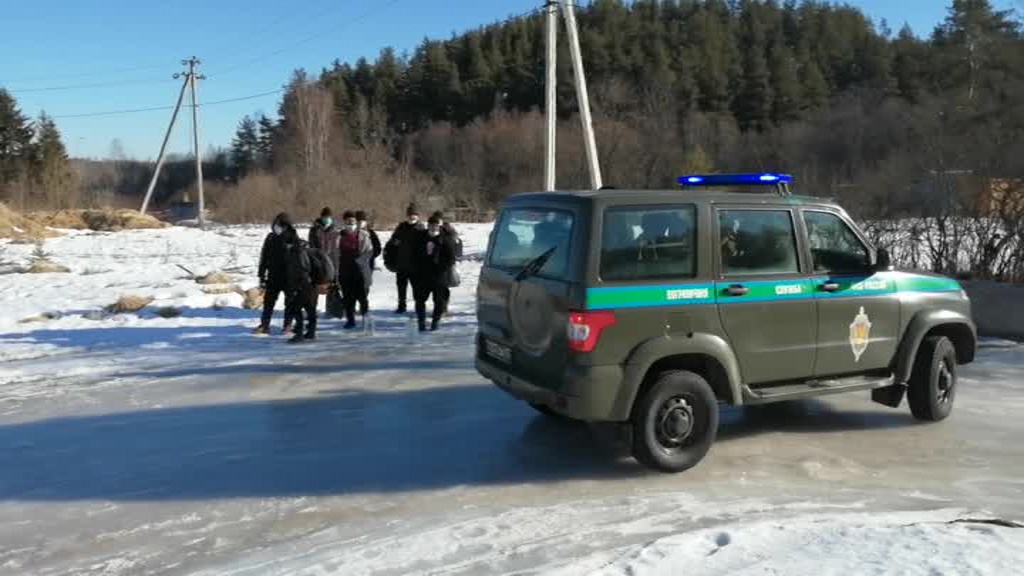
top-left (306, 246), bottom-right (335, 285)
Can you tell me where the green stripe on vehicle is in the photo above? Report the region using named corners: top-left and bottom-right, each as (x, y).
top-left (586, 283), bottom-right (715, 309)
top-left (585, 272), bottom-right (961, 310)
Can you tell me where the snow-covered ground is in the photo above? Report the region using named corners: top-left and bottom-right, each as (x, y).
top-left (1, 224), bottom-right (1022, 575)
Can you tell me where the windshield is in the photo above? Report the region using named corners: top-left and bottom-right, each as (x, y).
top-left (489, 208), bottom-right (574, 280)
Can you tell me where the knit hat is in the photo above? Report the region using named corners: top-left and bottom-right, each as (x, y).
top-left (342, 210), bottom-right (356, 220)
top-left (355, 210), bottom-right (368, 221)
top-left (427, 213), bottom-right (441, 225)
top-left (406, 203), bottom-right (419, 217)
top-left (320, 207), bottom-right (332, 218)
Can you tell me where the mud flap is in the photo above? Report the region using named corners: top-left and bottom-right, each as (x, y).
top-left (872, 383), bottom-right (906, 408)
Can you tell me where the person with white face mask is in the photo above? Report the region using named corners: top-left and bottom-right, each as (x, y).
top-left (383, 203), bottom-right (426, 314)
top-left (337, 210), bottom-right (374, 329)
top-left (411, 213), bottom-right (457, 332)
top-left (254, 212), bottom-right (297, 335)
top-left (308, 207), bottom-right (341, 317)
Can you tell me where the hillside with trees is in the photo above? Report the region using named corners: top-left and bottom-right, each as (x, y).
top-left (2, 0), bottom-right (1022, 237)
top-left (216, 0), bottom-right (1022, 226)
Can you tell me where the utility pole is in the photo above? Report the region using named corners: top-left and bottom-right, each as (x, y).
top-left (561, 0), bottom-right (602, 190)
top-left (139, 57), bottom-right (206, 227)
top-left (544, 1), bottom-right (558, 192)
top-left (140, 73), bottom-right (189, 215)
top-left (543, 1), bottom-right (603, 191)
top-left (185, 57), bottom-right (206, 227)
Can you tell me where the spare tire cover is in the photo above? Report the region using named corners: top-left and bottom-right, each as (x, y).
top-left (509, 280), bottom-right (555, 354)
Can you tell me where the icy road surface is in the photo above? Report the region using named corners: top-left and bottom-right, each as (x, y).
top-left (1, 225), bottom-right (1022, 575)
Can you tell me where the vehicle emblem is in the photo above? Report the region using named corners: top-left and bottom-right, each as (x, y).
top-left (849, 306), bottom-right (872, 362)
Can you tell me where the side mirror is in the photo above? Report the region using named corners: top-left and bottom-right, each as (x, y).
top-left (873, 247), bottom-right (891, 270)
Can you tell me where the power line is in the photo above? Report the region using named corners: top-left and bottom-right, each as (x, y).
top-left (1, 62), bottom-right (172, 84)
top-left (210, 0), bottom-right (405, 77)
top-left (49, 2), bottom-right (546, 120)
top-left (5, 76), bottom-right (176, 94)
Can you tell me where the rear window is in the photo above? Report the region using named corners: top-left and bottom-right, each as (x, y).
top-left (489, 208), bottom-right (574, 280)
top-left (601, 206), bottom-right (696, 281)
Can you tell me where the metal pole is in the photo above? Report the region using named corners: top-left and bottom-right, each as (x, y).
top-left (544, 1), bottom-right (558, 191)
top-left (561, 0), bottom-right (602, 189)
top-left (140, 76), bottom-right (189, 215)
top-left (187, 57), bottom-right (206, 227)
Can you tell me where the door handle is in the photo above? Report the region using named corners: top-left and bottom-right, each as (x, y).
top-left (820, 282), bottom-right (841, 293)
top-left (726, 284), bottom-right (750, 296)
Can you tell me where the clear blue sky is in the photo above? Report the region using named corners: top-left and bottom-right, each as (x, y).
top-left (0, 0), bottom-right (1015, 160)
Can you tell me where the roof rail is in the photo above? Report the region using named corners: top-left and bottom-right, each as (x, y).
top-left (677, 173), bottom-right (794, 196)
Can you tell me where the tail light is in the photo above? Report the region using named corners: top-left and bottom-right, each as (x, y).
top-left (567, 310), bottom-right (616, 353)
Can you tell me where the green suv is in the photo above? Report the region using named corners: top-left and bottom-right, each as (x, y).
top-left (476, 173), bottom-right (977, 472)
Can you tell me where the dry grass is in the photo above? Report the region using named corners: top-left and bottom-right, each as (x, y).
top-left (201, 284), bottom-right (238, 295)
top-left (0, 202), bottom-right (59, 239)
top-left (197, 271), bottom-right (233, 285)
top-left (26, 209), bottom-right (166, 232)
top-left (106, 295), bottom-right (153, 314)
top-left (19, 311), bottom-right (62, 324)
top-left (240, 287), bottom-right (264, 310)
top-left (25, 259), bottom-right (71, 274)
top-left (155, 306), bottom-right (183, 318)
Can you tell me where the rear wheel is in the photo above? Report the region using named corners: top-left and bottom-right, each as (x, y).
top-left (908, 335), bottom-right (957, 422)
top-left (631, 370), bottom-right (718, 473)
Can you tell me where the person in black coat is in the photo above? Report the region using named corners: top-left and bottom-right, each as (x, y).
top-left (308, 207), bottom-right (341, 315)
top-left (254, 213), bottom-right (296, 335)
top-left (384, 203), bottom-right (425, 314)
top-left (284, 234), bottom-right (318, 343)
top-left (412, 213), bottom-right (457, 332)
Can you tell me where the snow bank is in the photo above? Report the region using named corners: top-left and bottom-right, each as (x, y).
top-left (583, 511), bottom-right (1023, 576)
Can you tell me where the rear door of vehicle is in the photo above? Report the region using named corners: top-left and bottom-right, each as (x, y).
top-left (714, 206), bottom-right (818, 384)
top-left (477, 201), bottom-right (583, 388)
top-left (802, 208), bottom-right (901, 376)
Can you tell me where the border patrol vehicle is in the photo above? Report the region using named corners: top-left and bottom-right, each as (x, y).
top-left (476, 173), bottom-right (977, 472)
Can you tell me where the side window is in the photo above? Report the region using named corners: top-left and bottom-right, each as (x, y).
top-left (803, 211), bottom-right (870, 272)
top-left (601, 206), bottom-right (696, 281)
top-left (719, 210), bottom-right (799, 275)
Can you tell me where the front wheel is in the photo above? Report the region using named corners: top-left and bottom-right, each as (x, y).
top-left (631, 370), bottom-right (718, 473)
top-left (907, 335), bottom-right (957, 422)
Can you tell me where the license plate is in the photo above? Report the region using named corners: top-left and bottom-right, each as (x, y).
top-left (485, 339), bottom-right (512, 363)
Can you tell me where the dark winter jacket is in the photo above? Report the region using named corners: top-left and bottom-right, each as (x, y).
top-left (366, 228), bottom-right (382, 269)
top-left (283, 234), bottom-right (316, 292)
top-left (413, 230), bottom-right (457, 286)
top-left (385, 221), bottom-right (426, 273)
top-left (338, 228), bottom-right (375, 290)
top-left (259, 226), bottom-right (296, 289)
top-left (441, 222), bottom-right (464, 259)
top-left (308, 220), bottom-right (341, 276)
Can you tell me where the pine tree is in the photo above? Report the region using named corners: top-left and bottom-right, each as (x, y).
top-left (769, 39), bottom-right (804, 123)
top-left (32, 113), bottom-right (76, 208)
top-left (230, 116), bottom-right (259, 179)
top-left (734, 1), bottom-right (774, 131)
top-left (256, 115), bottom-right (275, 170)
top-left (0, 88), bottom-right (34, 190)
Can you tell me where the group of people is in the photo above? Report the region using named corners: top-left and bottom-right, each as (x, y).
top-left (254, 203), bottom-right (460, 343)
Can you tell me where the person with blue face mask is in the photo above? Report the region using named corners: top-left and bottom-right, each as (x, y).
top-left (308, 207), bottom-right (342, 317)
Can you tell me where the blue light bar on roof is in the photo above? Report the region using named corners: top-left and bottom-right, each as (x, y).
top-left (677, 173), bottom-right (794, 186)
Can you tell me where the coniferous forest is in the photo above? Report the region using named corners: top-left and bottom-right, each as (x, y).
top-left (2, 0), bottom-right (1022, 242)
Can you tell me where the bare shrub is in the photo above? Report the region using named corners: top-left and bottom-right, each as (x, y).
top-left (197, 271), bottom-right (233, 285)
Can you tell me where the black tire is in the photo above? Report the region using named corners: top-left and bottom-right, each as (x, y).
top-left (907, 335), bottom-right (957, 422)
top-left (631, 370), bottom-right (718, 473)
top-left (528, 402), bottom-right (564, 418)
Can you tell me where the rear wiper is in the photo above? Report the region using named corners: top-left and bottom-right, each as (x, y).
top-left (514, 246), bottom-right (557, 281)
